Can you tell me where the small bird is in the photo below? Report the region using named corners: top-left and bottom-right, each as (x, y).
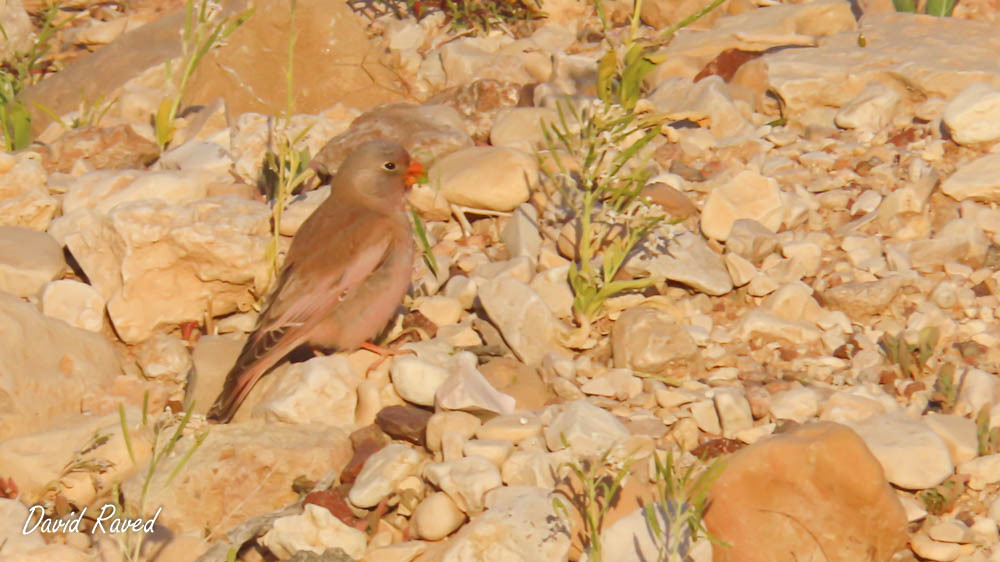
top-left (206, 140), bottom-right (422, 423)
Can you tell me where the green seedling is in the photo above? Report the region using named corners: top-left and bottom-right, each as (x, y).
top-left (878, 326), bottom-right (939, 378)
top-left (893, 0), bottom-right (954, 16)
top-left (646, 450), bottom-right (728, 562)
top-left (977, 405), bottom-right (1000, 456)
top-left (553, 447), bottom-right (635, 562)
top-left (154, 0), bottom-right (253, 150)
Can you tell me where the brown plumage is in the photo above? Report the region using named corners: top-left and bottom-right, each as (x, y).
top-left (207, 140), bottom-right (421, 423)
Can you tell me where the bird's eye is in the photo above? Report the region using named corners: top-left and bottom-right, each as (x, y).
top-left (384, 162), bottom-right (396, 171)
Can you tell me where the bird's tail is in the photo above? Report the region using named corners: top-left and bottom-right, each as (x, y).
top-left (206, 334), bottom-right (299, 423)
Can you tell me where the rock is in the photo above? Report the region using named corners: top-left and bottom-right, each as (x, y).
top-left (437, 486), bottom-right (571, 561)
top-left (641, 0), bottom-right (726, 31)
top-left (928, 519), bottom-right (972, 544)
top-left (157, 139), bottom-right (234, 179)
top-left (427, 411), bottom-right (482, 455)
top-left (229, 111), bottom-right (353, 185)
top-left (612, 306), bottom-right (701, 376)
top-left (252, 355), bottom-right (361, 426)
top-left (0, 410), bottom-right (149, 509)
top-left (413, 492), bottom-right (467, 541)
top-left (0, 226), bottom-right (66, 297)
top-left (956, 368), bottom-right (1000, 417)
top-left (957, 454), bottom-right (1000, 491)
top-left (500, 203), bottom-right (542, 265)
top-left (701, 170), bottom-right (784, 241)
top-left (259, 504), bottom-right (366, 560)
top-left (738, 12), bottom-right (1000, 122)
top-left (312, 104), bottom-right (472, 176)
top-left (424, 455), bottom-right (503, 514)
top-left (477, 414), bottom-right (544, 444)
top-left (641, 182), bottom-right (699, 219)
top-left (478, 357), bottom-right (555, 411)
top-left (529, 265), bottom-right (574, 319)
top-left (715, 388), bottom-right (754, 438)
top-left (62, 196), bottom-right (271, 343)
top-left (739, 309), bottom-right (822, 344)
top-left (426, 79), bottom-right (525, 141)
top-left (0, 0), bottom-right (33, 56)
top-left (0, 499), bottom-right (45, 556)
top-left (38, 124), bottom-right (159, 174)
top-left (0, 153), bottom-right (56, 230)
top-left (62, 169), bottom-right (213, 216)
top-left (391, 355), bottom-right (451, 408)
top-left (375, 405), bottom-right (434, 447)
top-left (648, 76), bottom-right (754, 140)
top-left (725, 218), bottom-right (779, 263)
top-left (705, 422), bottom-right (908, 562)
top-left (490, 107), bottom-right (559, 152)
top-left (120, 421), bottom-right (351, 535)
top-left (944, 82), bottom-right (1000, 145)
top-left (941, 153), bottom-right (1000, 203)
top-left (769, 387), bottom-right (821, 423)
top-left (543, 400), bottom-right (631, 461)
top-left (910, 532), bottom-right (962, 562)
top-left (464, 439), bottom-right (514, 468)
top-left (135, 332), bottom-right (190, 383)
top-left (0, 291), bottom-right (120, 440)
top-left (183, 0), bottom-right (402, 117)
top-left (348, 443), bottom-right (424, 509)
top-left (822, 277), bottom-right (905, 320)
top-left (430, 147), bottom-right (537, 212)
top-left (437, 37), bottom-right (533, 88)
top-left (834, 81), bottom-right (901, 131)
top-left (188, 333), bottom-right (245, 416)
top-left (436, 352), bottom-right (517, 416)
top-left (924, 413), bottom-right (978, 465)
top-left (626, 231), bottom-right (734, 296)
top-left (41, 280), bottom-right (106, 332)
top-left (478, 275), bottom-right (566, 365)
top-left (691, 399), bottom-right (722, 434)
top-left (850, 412), bottom-right (954, 489)
top-left (417, 295), bottom-right (463, 327)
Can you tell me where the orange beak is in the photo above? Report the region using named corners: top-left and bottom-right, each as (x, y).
top-left (404, 161), bottom-right (424, 188)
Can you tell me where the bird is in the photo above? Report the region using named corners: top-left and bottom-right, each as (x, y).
top-left (206, 139), bottom-right (423, 423)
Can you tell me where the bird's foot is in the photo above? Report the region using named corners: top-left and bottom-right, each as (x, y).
top-left (361, 341), bottom-right (416, 374)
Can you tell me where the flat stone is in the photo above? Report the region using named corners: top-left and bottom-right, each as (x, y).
top-left (648, 76), bottom-right (754, 140)
top-left (543, 400), bottom-right (631, 460)
top-left (259, 503), bottom-right (366, 560)
top-left (726, 218), bottom-right (780, 263)
top-left (612, 306), bottom-right (701, 376)
top-left (41, 279), bottom-right (106, 332)
top-left (251, 355), bottom-right (361, 426)
top-left (423, 455), bottom-right (503, 514)
top-left (437, 486), bottom-right (570, 561)
top-left (489, 107), bottom-right (558, 152)
top-left (436, 352), bottom-right (517, 416)
top-left (122, 421), bottom-right (352, 534)
top-left (850, 412), bottom-right (954, 489)
top-left (391, 355), bottom-right (451, 408)
top-left (705, 422), bottom-right (908, 562)
top-left (348, 443), bottom-right (424, 509)
top-left (183, 0), bottom-right (403, 118)
top-left (375, 405), bottom-right (434, 447)
top-left (701, 170), bottom-right (784, 241)
top-left (478, 358), bottom-right (555, 411)
top-left (822, 277), bottom-right (905, 321)
top-left (715, 388), bottom-right (755, 438)
top-left (0, 226), bottom-right (65, 297)
top-left (924, 413), bottom-right (978, 465)
top-left (834, 80), bottom-right (901, 132)
top-left (770, 387), bottom-right (821, 423)
top-left (430, 146), bottom-right (537, 212)
top-left (0, 291), bottom-right (120, 440)
top-left (941, 152), bottom-right (1000, 203)
top-left (738, 12), bottom-right (1000, 122)
top-left (500, 203), bottom-right (542, 265)
top-left (957, 454), bottom-right (1000, 491)
top-left (478, 276), bottom-right (566, 365)
top-left (626, 231), bottom-right (734, 296)
top-left (413, 492), bottom-right (467, 541)
top-left (943, 82), bottom-right (1000, 145)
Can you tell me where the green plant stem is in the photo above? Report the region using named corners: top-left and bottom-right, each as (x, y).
top-left (661, 0), bottom-right (727, 40)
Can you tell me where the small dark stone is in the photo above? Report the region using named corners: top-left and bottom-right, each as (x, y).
top-left (374, 405), bottom-right (434, 447)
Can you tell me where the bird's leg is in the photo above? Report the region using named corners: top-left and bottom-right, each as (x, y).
top-left (360, 341), bottom-right (417, 374)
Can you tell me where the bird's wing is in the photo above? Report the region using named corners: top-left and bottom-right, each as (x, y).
top-left (241, 210), bottom-right (397, 365)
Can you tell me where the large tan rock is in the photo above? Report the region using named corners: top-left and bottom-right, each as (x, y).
top-left (736, 12), bottom-right (1000, 122)
top-left (0, 410), bottom-right (151, 507)
top-left (704, 422), bottom-right (908, 562)
top-left (0, 291), bottom-right (121, 440)
top-left (121, 421), bottom-right (352, 537)
top-left (61, 196), bottom-right (271, 343)
top-left (183, 0), bottom-right (404, 117)
top-left (0, 152), bottom-right (55, 230)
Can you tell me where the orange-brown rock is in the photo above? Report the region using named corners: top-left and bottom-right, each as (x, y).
top-left (183, 0), bottom-right (404, 117)
top-left (479, 357), bottom-right (557, 411)
top-left (704, 421), bottom-right (907, 562)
